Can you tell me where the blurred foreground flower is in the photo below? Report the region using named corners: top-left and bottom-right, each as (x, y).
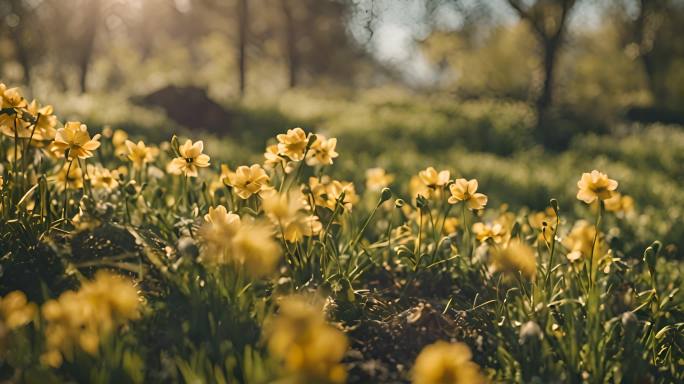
top-left (412, 340), bottom-right (484, 384)
top-left (199, 206), bottom-right (280, 277)
top-left (263, 190), bottom-right (322, 242)
top-left (41, 271), bottom-right (139, 367)
top-left (267, 295), bottom-right (347, 384)
top-left (491, 239), bottom-right (537, 279)
top-left (0, 291), bottom-right (37, 330)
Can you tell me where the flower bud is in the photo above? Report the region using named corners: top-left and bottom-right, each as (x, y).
top-left (380, 187), bottom-right (392, 203)
top-left (394, 199), bottom-right (405, 208)
top-left (550, 198), bottom-right (559, 214)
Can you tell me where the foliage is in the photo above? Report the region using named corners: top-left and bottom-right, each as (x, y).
top-left (0, 83), bottom-right (683, 384)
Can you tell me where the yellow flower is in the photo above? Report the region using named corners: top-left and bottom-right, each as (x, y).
top-left (308, 176), bottom-right (358, 211)
top-left (365, 167), bottom-right (394, 191)
top-left (576, 170), bottom-right (618, 204)
top-left (0, 84), bottom-right (27, 109)
top-left (209, 164), bottom-right (235, 195)
top-left (125, 140), bottom-right (155, 169)
top-left (87, 164), bottom-right (119, 190)
top-left (472, 222), bottom-right (507, 243)
top-left (264, 144), bottom-right (283, 166)
top-left (491, 239), bottom-right (537, 279)
top-left (0, 291), bottom-right (37, 330)
top-left (0, 98), bottom-right (58, 143)
top-left (166, 139), bottom-right (210, 177)
top-left (112, 129), bottom-right (128, 156)
top-left (306, 134), bottom-right (338, 166)
top-left (52, 163), bottom-right (83, 191)
top-left (26, 100), bottom-right (58, 142)
top-left (51, 122), bottom-right (101, 159)
top-left (604, 192), bottom-right (635, 214)
top-left (448, 178), bottom-right (488, 210)
top-left (412, 341), bottom-right (484, 384)
top-left (227, 164), bottom-right (271, 199)
top-left (231, 220), bottom-right (281, 277)
top-left (267, 295), bottom-right (348, 384)
top-left (41, 271), bottom-right (139, 367)
top-left (277, 127), bottom-right (309, 161)
top-left (263, 190), bottom-right (322, 242)
top-left (419, 167), bottom-right (450, 189)
top-left (198, 205), bottom-right (242, 264)
top-left (443, 217), bottom-right (459, 235)
top-left (563, 220), bottom-right (603, 262)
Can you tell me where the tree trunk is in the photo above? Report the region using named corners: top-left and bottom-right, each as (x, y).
top-left (281, 0), bottom-right (298, 88)
top-left (76, 0), bottom-right (101, 93)
top-left (237, 0), bottom-right (248, 97)
top-left (11, 30), bottom-right (32, 86)
top-left (536, 38), bottom-right (560, 126)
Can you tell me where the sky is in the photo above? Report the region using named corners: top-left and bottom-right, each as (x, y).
top-left (347, 0), bottom-right (604, 85)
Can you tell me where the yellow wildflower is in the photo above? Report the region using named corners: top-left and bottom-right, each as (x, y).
top-left (412, 341), bottom-right (485, 384)
top-left (263, 190), bottom-right (322, 242)
top-left (87, 164), bottom-right (119, 190)
top-left (51, 122), bottom-right (101, 159)
top-left (443, 217), bottom-right (459, 235)
top-left (277, 127), bottom-right (309, 161)
top-left (491, 239), bottom-right (537, 279)
top-left (472, 222), bottom-right (507, 243)
top-left (198, 205), bottom-right (242, 264)
top-left (227, 164), bottom-right (271, 199)
top-left (576, 170), bottom-right (618, 204)
top-left (267, 296), bottom-right (347, 384)
top-left (52, 163), bottom-right (83, 191)
top-left (448, 178), bottom-right (488, 210)
top-left (112, 129), bottom-right (128, 156)
top-left (166, 139), bottom-right (210, 177)
top-left (125, 140), bottom-right (156, 169)
top-left (0, 84), bottom-right (27, 109)
top-left (0, 291), bottom-right (37, 330)
top-left (418, 166), bottom-right (450, 189)
top-left (309, 176), bottom-right (358, 211)
top-left (563, 220), bottom-right (603, 262)
top-left (41, 271), bottom-right (139, 367)
top-left (231, 220), bottom-right (281, 277)
top-left (306, 134), bottom-right (338, 166)
top-left (365, 167), bottom-right (394, 191)
top-left (604, 192), bottom-right (635, 214)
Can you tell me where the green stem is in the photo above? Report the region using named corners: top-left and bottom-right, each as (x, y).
top-left (62, 158), bottom-right (74, 220)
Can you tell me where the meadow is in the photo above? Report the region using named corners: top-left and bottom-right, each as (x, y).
top-left (1, 82), bottom-right (683, 384)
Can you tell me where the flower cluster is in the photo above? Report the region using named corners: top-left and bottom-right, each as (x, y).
top-left (198, 205), bottom-right (281, 276)
top-left (267, 295), bottom-right (348, 383)
top-left (40, 271), bottom-right (140, 367)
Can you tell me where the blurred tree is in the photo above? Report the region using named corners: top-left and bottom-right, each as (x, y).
top-left (1, 0), bottom-right (47, 86)
top-left (238, 0), bottom-right (248, 96)
top-left (615, 0), bottom-right (684, 108)
top-left (504, 0), bottom-right (578, 141)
